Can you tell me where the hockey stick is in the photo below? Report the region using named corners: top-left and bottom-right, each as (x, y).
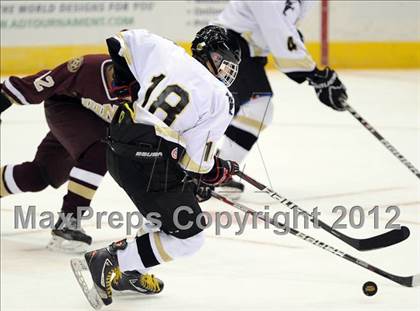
top-left (236, 171), bottom-right (410, 251)
top-left (211, 191), bottom-right (419, 287)
top-left (345, 103), bottom-right (420, 180)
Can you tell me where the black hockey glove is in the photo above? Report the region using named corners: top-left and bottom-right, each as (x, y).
top-left (201, 157), bottom-right (239, 186)
top-left (306, 67), bottom-right (348, 111)
top-left (195, 183), bottom-right (214, 203)
top-left (0, 86), bottom-right (12, 116)
top-left (185, 176), bottom-right (214, 203)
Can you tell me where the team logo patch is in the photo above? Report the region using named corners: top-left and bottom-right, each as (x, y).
top-left (171, 147), bottom-right (178, 160)
top-left (67, 56), bottom-right (84, 73)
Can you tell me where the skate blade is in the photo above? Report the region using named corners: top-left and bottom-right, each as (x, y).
top-left (112, 289), bottom-right (156, 297)
top-left (47, 236), bottom-right (88, 254)
top-left (70, 258), bottom-right (104, 310)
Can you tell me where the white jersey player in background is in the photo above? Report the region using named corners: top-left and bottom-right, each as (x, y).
top-left (71, 26), bottom-right (242, 308)
top-left (214, 0), bottom-right (348, 195)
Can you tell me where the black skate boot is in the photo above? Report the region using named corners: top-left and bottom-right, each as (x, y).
top-left (48, 216), bottom-right (92, 253)
top-left (112, 270), bottom-right (164, 295)
top-left (71, 240), bottom-right (127, 309)
top-left (216, 176), bottom-right (244, 200)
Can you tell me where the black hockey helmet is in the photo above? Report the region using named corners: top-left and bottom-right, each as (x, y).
top-left (192, 25), bottom-right (241, 87)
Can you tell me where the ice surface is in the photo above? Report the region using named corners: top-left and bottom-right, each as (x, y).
top-left (1, 70), bottom-right (419, 311)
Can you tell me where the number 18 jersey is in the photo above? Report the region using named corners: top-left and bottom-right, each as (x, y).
top-left (113, 29), bottom-right (234, 174)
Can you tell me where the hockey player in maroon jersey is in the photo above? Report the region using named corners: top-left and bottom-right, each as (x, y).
top-left (0, 54), bottom-right (136, 252)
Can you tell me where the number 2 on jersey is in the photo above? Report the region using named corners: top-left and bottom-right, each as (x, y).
top-left (34, 71), bottom-right (55, 92)
top-left (141, 74), bottom-right (189, 126)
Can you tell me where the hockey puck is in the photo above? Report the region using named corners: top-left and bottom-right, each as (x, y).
top-left (362, 281), bottom-right (378, 296)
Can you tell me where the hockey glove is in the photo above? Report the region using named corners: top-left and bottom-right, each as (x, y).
top-left (201, 157), bottom-right (239, 186)
top-left (108, 80), bottom-right (140, 102)
top-left (307, 67), bottom-right (348, 111)
top-left (0, 86), bottom-right (12, 116)
top-left (184, 176), bottom-right (214, 203)
top-left (195, 183), bottom-right (214, 203)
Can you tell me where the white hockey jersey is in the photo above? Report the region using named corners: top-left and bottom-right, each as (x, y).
top-left (215, 0), bottom-right (316, 73)
top-left (113, 29), bottom-right (234, 173)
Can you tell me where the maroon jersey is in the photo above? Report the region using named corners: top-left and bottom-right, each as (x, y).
top-left (1, 54), bottom-right (120, 123)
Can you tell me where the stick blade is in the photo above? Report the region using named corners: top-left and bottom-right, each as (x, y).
top-left (412, 274), bottom-right (420, 287)
top-left (356, 226), bottom-right (410, 251)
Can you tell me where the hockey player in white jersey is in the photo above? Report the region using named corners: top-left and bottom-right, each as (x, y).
top-left (71, 26), bottom-right (241, 308)
top-left (214, 0), bottom-right (348, 195)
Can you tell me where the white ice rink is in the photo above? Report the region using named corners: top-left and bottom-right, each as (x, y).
top-left (1, 70), bottom-right (419, 311)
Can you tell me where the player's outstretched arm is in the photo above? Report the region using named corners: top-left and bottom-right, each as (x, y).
top-left (248, 2), bottom-right (348, 111)
top-left (0, 58), bottom-right (85, 109)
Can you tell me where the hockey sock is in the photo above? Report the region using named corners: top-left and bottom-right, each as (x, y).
top-left (220, 126), bottom-right (257, 163)
top-left (61, 142), bottom-right (106, 216)
top-left (218, 95), bottom-right (273, 164)
top-left (0, 163), bottom-right (49, 197)
top-left (117, 231), bottom-right (205, 273)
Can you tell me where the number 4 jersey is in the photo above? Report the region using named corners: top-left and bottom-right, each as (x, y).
top-left (112, 29), bottom-right (235, 174)
top-left (215, 1), bottom-right (316, 74)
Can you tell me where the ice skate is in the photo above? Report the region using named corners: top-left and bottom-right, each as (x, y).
top-left (47, 217), bottom-right (92, 253)
top-left (71, 240), bottom-right (127, 308)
